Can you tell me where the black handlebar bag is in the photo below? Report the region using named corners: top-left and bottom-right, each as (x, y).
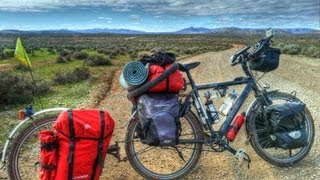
top-left (267, 102), bottom-right (307, 149)
top-left (137, 94), bottom-right (180, 146)
top-left (249, 47), bottom-right (281, 73)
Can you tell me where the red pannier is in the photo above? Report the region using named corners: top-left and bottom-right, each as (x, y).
top-left (53, 109), bottom-right (115, 180)
top-left (39, 130), bottom-right (58, 180)
top-left (148, 64), bottom-right (184, 93)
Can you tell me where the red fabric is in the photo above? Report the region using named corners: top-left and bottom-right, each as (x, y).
top-left (39, 130), bottom-right (57, 180)
top-left (53, 110), bottom-right (115, 180)
top-left (148, 64), bottom-right (184, 93)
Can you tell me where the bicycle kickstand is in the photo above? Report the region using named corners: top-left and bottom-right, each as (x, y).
top-left (223, 144), bottom-right (251, 169)
top-left (107, 142), bottom-right (128, 163)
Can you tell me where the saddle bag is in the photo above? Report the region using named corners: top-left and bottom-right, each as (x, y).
top-left (53, 109), bottom-right (115, 180)
top-left (137, 94), bottom-right (180, 146)
top-left (267, 102), bottom-right (307, 149)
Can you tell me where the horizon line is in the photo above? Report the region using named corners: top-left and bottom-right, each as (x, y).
top-left (0, 26), bottom-right (319, 32)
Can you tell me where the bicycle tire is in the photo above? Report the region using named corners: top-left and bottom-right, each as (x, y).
top-left (125, 110), bottom-right (204, 179)
top-left (7, 116), bottom-right (57, 180)
top-left (127, 63), bottom-right (179, 99)
top-left (246, 91), bottom-right (315, 167)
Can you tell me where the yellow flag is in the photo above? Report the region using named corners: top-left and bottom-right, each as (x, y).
top-left (14, 37), bottom-right (32, 68)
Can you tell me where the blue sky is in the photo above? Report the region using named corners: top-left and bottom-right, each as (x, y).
top-left (0, 0), bottom-right (318, 32)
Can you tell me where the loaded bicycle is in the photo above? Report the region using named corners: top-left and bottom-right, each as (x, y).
top-left (1, 29), bottom-right (314, 180)
top-left (123, 29), bottom-right (315, 179)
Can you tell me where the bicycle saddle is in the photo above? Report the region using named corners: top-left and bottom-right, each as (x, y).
top-left (179, 62), bottom-right (201, 72)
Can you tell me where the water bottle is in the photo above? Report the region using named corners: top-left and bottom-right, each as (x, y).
top-left (219, 89), bottom-right (237, 116)
top-left (204, 91), bottom-right (219, 124)
top-left (226, 113), bottom-right (245, 142)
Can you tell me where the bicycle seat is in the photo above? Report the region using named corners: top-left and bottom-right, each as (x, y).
top-left (179, 62), bottom-right (201, 72)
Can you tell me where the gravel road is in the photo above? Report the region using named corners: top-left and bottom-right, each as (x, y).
top-left (1, 48), bottom-right (319, 179)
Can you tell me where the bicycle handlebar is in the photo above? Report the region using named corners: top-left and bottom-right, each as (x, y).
top-left (230, 35), bottom-right (273, 66)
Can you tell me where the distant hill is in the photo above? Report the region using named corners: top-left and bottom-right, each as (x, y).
top-left (75, 28), bottom-right (145, 34)
top-left (174, 27), bottom-right (213, 34)
top-left (0, 27), bottom-right (318, 35)
top-left (173, 27), bottom-right (319, 35)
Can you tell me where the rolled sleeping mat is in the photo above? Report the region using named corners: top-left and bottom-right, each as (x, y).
top-left (127, 63), bottom-right (179, 99)
top-left (119, 61), bottom-right (149, 90)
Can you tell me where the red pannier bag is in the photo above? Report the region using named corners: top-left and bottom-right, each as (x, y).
top-left (148, 64), bottom-right (184, 93)
top-left (53, 109), bottom-right (115, 180)
top-left (39, 130), bottom-right (58, 180)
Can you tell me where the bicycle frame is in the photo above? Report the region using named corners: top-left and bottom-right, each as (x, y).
top-left (179, 62), bottom-right (263, 143)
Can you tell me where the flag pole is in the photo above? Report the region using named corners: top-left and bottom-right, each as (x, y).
top-left (26, 56), bottom-right (44, 110)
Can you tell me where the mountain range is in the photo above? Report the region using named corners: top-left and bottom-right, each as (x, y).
top-left (0, 27), bottom-right (318, 35)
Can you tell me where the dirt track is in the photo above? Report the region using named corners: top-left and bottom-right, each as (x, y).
top-left (96, 48), bottom-right (320, 179)
top-left (1, 48), bottom-right (319, 179)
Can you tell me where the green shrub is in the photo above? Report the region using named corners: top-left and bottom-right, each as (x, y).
top-left (282, 44), bottom-right (301, 55)
top-left (3, 50), bottom-right (14, 59)
top-left (84, 54), bottom-right (112, 66)
top-left (56, 55), bottom-right (67, 63)
top-left (56, 54), bottom-right (71, 63)
top-left (0, 72), bottom-right (50, 105)
top-left (303, 45), bottom-right (320, 58)
top-left (53, 67), bottom-right (90, 85)
top-left (59, 49), bottom-right (71, 57)
top-left (73, 51), bottom-right (89, 60)
top-left (14, 64), bottom-right (29, 71)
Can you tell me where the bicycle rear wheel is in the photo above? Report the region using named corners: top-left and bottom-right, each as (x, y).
top-left (7, 116), bottom-right (57, 180)
top-left (246, 92), bottom-right (314, 166)
top-left (125, 110), bottom-right (204, 179)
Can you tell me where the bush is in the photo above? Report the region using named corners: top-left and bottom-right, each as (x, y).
top-left (3, 50), bottom-right (14, 59)
top-left (59, 49), bottom-right (71, 57)
top-left (282, 44), bottom-right (301, 55)
top-left (14, 64), bottom-right (29, 71)
top-left (56, 55), bottom-right (67, 63)
top-left (73, 51), bottom-right (89, 60)
top-left (56, 54), bottom-right (71, 63)
top-left (303, 45), bottom-right (320, 58)
top-left (0, 72), bottom-right (50, 105)
top-left (84, 54), bottom-right (112, 66)
top-left (53, 67), bottom-right (90, 85)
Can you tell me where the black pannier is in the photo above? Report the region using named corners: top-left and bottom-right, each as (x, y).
top-left (267, 102), bottom-right (307, 149)
top-left (249, 47), bottom-right (281, 73)
top-left (137, 93), bottom-right (180, 146)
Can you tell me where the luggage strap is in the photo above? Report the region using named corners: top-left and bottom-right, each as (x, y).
top-left (41, 141), bottom-right (58, 151)
top-left (67, 110), bottom-right (75, 180)
top-left (40, 163), bottom-right (57, 170)
top-left (91, 111), bottom-right (106, 180)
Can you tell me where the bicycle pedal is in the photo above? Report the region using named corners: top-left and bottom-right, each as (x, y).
top-left (235, 148), bottom-right (246, 161)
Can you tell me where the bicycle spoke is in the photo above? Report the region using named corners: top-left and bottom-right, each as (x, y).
top-left (254, 128), bottom-right (268, 134)
top-left (133, 146), bottom-right (157, 156)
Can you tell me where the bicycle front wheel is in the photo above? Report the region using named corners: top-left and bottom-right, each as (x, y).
top-left (246, 91), bottom-right (315, 167)
top-left (125, 110), bottom-right (204, 179)
top-left (7, 116), bottom-right (57, 180)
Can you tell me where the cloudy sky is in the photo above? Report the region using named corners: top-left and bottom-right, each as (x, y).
top-left (0, 0), bottom-right (318, 31)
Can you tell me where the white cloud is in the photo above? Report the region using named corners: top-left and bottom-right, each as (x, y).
top-left (98, 17), bottom-right (112, 20)
top-left (0, 0), bottom-right (317, 28)
top-left (0, 0), bottom-right (317, 19)
top-left (130, 14), bottom-right (140, 19)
